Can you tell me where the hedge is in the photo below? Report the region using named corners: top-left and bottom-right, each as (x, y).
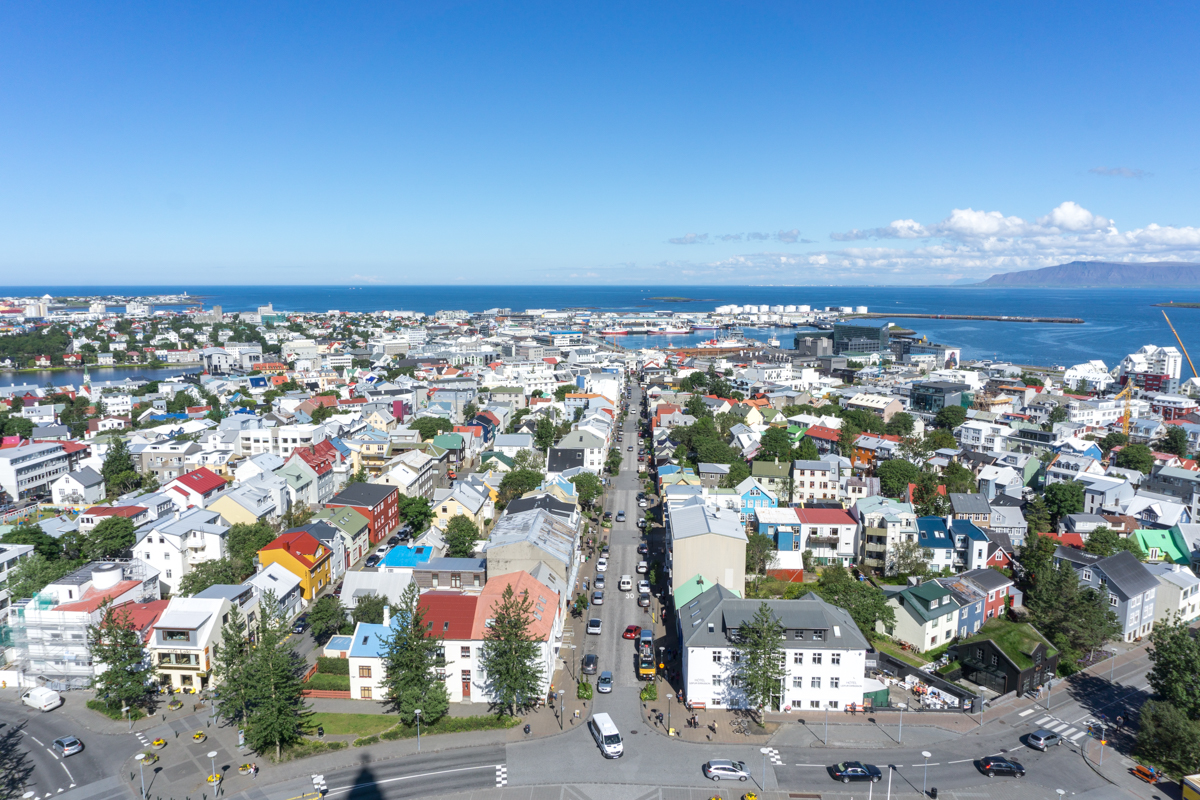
top-left (305, 673), bottom-right (351, 691)
top-left (316, 656), bottom-right (350, 675)
top-left (271, 739), bottom-right (346, 763)
top-left (372, 715), bottom-right (519, 743)
top-left (87, 699), bottom-right (146, 721)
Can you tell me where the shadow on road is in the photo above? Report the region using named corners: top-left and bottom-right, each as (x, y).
top-left (0, 721), bottom-right (35, 800)
top-left (347, 753), bottom-right (383, 800)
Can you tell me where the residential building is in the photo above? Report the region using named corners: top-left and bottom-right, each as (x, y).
top-left (845, 393), bottom-right (904, 423)
top-left (948, 493), bottom-right (992, 526)
top-left (790, 459), bottom-right (839, 504)
top-left (915, 517), bottom-right (955, 573)
top-left (135, 508), bottom-right (230, 595)
top-left (432, 485), bottom-right (490, 529)
top-left (258, 529), bottom-right (334, 601)
top-left (162, 467), bottom-right (229, 509)
top-left (792, 507), bottom-right (858, 567)
top-left (955, 620), bottom-right (1059, 696)
top-left (0, 442), bottom-right (69, 502)
top-left (483, 508), bottom-right (578, 594)
top-left (148, 596), bottom-right (228, 692)
top-left (0, 542), bottom-right (35, 612)
top-left (49, 467), bottom-right (105, 506)
top-left (135, 440), bottom-right (203, 484)
top-left (243, 562), bottom-right (303, 621)
top-left (855, 496), bottom-right (917, 575)
top-left (326, 483), bottom-right (400, 544)
top-left (312, 505), bottom-right (372, 568)
top-left (666, 498), bottom-right (747, 598)
top-left (880, 579), bottom-right (961, 652)
top-left (1052, 547), bottom-right (1159, 641)
top-left (1145, 562), bottom-right (1200, 624)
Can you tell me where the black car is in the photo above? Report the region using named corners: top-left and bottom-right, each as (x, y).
top-left (387, 535), bottom-right (401, 545)
top-left (365, 555), bottom-right (381, 567)
top-left (637, 543), bottom-right (649, 555)
top-left (979, 756), bottom-right (1025, 778)
top-left (581, 653), bottom-right (599, 675)
top-left (831, 762), bottom-right (882, 783)
top-left (292, 615), bottom-right (309, 634)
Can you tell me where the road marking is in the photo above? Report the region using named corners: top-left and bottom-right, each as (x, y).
top-left (1018, 708), bottom-right (1036, 717)
top-left (794, 764), bottom-right (827, 767)
top-left (324, 763), bottom-right (502, 795)
top-left (496, 764), bottom-right (508, 787)
top-left (1035, 716), bottom-right (1051, 725)
top-left (910, 763), bottom-right (941, 767)
top-left (30, 735), bottom-right (45, 746)
top-left (47, 749), bottom-right (59, 760)
top-left (1049, 722), bottom-right (1069, 732)
top-left (1069, 730), bottom-right (1088, 742)
top-left (947, 758), bottom-right (974, 764)
top-left (1062, 727), bottom-right (1078, 739)
top-left (59, 759), bottom-right (74, 784)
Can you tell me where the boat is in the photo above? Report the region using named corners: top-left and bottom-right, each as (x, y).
top-left (653, 327), bottom-right (691, 335)
top-left (691, 324), bottom-right (720, 331)
top-left (767, 337), bottom-right (781, 348)
top-left (697, 338), bottom-right (745, 349)
top-left (600, 328), bottom-right (630, 336)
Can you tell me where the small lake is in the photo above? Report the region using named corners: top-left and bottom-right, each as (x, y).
top-left (0, 365), bottom-right (201, 389)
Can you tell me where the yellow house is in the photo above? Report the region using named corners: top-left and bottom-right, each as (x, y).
top-left (433, 486), bottom-right (489, 528)
top-left (208, 488), bottom-right (277, 527)
top-left (258, 530), bottom-right (333, 600)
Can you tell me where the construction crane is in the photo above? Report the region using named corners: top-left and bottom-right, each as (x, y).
top-left (1162, 309), bottom-right (1198, 379)
top-left (1114, 383), bottom-right (1134, 436)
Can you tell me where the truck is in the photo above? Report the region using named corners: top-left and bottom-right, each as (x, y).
top-left (21, 687), bottom-right (63, 712)
top-left (637, 641), bottom-right (656, 680)
top-left (1182, 774), bottom-right (1199, 800)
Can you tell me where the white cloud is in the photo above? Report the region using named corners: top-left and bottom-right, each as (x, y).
top-left (1090, 166), bottom-right (1149, 179)
top-left (668, 233), bottom-right (708, 245)
top-left (1036, 201), bottom-right (1111, 232)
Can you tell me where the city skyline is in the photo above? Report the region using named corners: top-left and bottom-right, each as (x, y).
top-left (2, 3), bottom-right (1198, 285)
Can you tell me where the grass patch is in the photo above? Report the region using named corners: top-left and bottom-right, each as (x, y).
top-left (316, 656), bottom-right (350, 675)
top-left (958, 619), bottom-right (1057, 670)
top-left (376, 715), bottom-right (520, 742)
top-left (305, 673), bottom-right (351, 691)
top-left (873, 638), bottom-right (930, 668)
top-left (271, 738), bottom-right (347, 763)
top-left (305, 712), bottom-right (397, 737)
top-left (86, 699), bottom-right (147, 721)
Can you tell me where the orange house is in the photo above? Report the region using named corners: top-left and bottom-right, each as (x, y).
top-left (258, 530), bottom-right (333, 600)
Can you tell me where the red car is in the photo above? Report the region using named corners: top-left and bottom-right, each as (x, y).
top-left (622, 625), bottom-right (642, 640)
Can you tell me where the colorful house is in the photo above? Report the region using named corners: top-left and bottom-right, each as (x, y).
top-left (258, 529), bottom-right (334, 600)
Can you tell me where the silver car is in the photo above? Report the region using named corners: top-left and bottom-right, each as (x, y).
top-left (597, 671), bottom-right (613, 693)
top-left (703, 759), bottom-right (750, 781)
top-left (53, 736), bottom-right (83, 757)
top-left (1027, 729), bottom-right (1062, 751)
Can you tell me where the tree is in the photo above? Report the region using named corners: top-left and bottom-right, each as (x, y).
top-left (735, 603), bottom-right (787, 721)
top-left (1135, 700), bottom-right (1200, 778)
top-left (1, 525), bottom-right (63, 560)
top-left (718, 461), bottom-right (752, 489)
top-left (212, 605), bottom-right (254, 725)
top-left (553, 384), bottom-right (573, 402)
top-left (1147, 614), bottom-right (1200, 719)
top-left (1160, 426), bottom-right (1190, 458)
top-left (891, 540), bottom-right (929, 577)
top-left (1024, 496), bottom-right (1052, 534)
top-left (756, 427), bottom-right (793, 462)
top-left (877, 460), bottom-right (920, 498)
top-left (1114, 444), bottom-right (1155, 474)
top-left (100, 435), bottom-right (141, 495)
top-left (397, 495), bottom-right (434, 532)
top-left (837, 421), bottom-right (861, 458)
top-left (912, 471), bottom-right (949, 517)
top-left (684, 394), bottom-right (709, 419)
top-left (177, 558), bottom-right (239, 596)
top-left (569, 472), bottom-right (604, 509)
top-left (744, 532), bottom-right (778, 580)
top-left (244, 599), bottom-right (311, 759)
top-left (84, 516), bottom-right (135, 560)
top-left (309, 595), bottom-right (348, 644)
top-left (87, 601), bottom-right (156, 714)
top-left (479, 584), bottom-right (544, 716)
top-left (227, 520), bottom-right (278, 577)
top-left (1047, 405), bottom-right (1069, 425)
top-left (884, 412), bottom-right (915, 437)
top-left (1099, 431), bottom-right (1128, 454)
top-left (941, 462), bottom-right (976, 494)
top-left (1018, 533), bottom-right (1060, 583)
top-left (377, 582), bottom-right (450, 724)
top-left (795, 437), bottom-right (820, 462)
top-left (534, 415), bottom-right (556, 450)
top-left (511, 448), bottom-right (544, 472)
top-left (1083, 526), bottom-right (1146, 560)
top-left (1042, 481), bottom-right (1084, 526)
top-left (934, 405), bottom-right (967, 430)
top-left (925, 428), bottom-right (958, 451)
top-left (411, 417), bottom-right (452, 441)
top-left (444, 515), bottom-right (481, 558)
top-left (347, 465), bottom-right (369, 484)
top-left (814, 565), bottom-right (895, 638)
top-left (352, 592), bottom-right (391, 626)
top-left (605, 449), bottom-right (622, 474)
top-left (4, 552), bottom-right (78, 599)
top-left (498, 469), bottom-right (542, 506)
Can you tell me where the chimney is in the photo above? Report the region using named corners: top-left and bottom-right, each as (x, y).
top-left (383, 604), bottom-right (391, 627)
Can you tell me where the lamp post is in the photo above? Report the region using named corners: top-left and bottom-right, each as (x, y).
top-left (921, 751), bottom-right (932, 797)
top-left (898, 703), bottom-right (905, 743)
top-left (1109, 648), bottom-right (1118, 683)
top-left (824, 705), bottom-right (829, 745)
top-left (886, 764), bottom-right (893, 800)
top-left (134, 753), bottom-right (146, 800)
top-left (415, 709), bottom-right (422, 752)
top-left (759, 746), bottom-right (770, 791)
top-left (207, 750), bottom-right (218, 786)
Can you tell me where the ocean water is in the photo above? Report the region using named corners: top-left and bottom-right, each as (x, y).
top-left (4, 284), bottom-right (1200, 376)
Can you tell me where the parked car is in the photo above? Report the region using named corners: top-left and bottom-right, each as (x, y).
top-left (637, 543), bottom-right (648, 555)
top-left (292, 615), bottom-right (309, 634)
top-left (637, 580), bottom-right (650, 593)
top-left (594, 575), bottom-right (605, 589)
top-left (637, 519), bottom-right (646, 529)
top-left (703, 760), bottom-right (750, 781)
top-left (831, 762), bottom-right (882, 783)
top-left (587, 618), bottom-right (603, 635)
top-left (638, 500), bottom-right (648, 508)
top-left (597, 671), bottom-right (613, 693)
top-left (623, 625), bottom-right (642, 639)
top-left (592, 590), bottom-right (604, 605)
top-left (582, 653), bottom-right (599, 675)
top-left (1027, 730), bottom-right (1062, 751)
top-left (636, 561), bottom-right (648, 574)
top-left (597, 557), bottom-right (608, 572)
top-left (979, 756), bottom-right (1025, 777)
top-left (603, 511), bottom-right (612, 521)
top-left (387, 535), bottom-right (401, 546)
top-left (638, 592), bottom-right (651, 607)
top-left (53, 736), bottom-right (83, 757)
top-left (365, 555), bottom-right (381, 567)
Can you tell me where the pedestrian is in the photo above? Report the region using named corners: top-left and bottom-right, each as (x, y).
top-left (252, 763), bottom-right (257, 778)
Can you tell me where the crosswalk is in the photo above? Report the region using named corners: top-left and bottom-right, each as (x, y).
top-left (763, 747), bottom-right (784, 766)
top-left (1031, 715), bottom-right (1089, 743)
top-left (496, 764), bottom-right (508, 787)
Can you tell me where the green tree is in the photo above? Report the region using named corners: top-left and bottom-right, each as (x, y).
top-left (837, 421), bottom-right (861, 458)
top-left (212, 605), bottom-right (254, 725)
top-left (877, 460), bottom-right (920, 498)
top-left (511, 448), bottom-right (544, 472)
top-left (100, 435), bottom-right (141, 495)
top-left (309, 595), bottom-right (348, 643)
top-left (479, 583), bottom-right (545, 716)
top-left (1042, 481), bottom-right (1084, 526)
top-left (346, 465), bottom-right (369, 484)
top-left (734, 603), bottom-right (787, 721)
top-left (1047, 405), bottom-right (1069, 425)
top-left (1, 525), bottom-right (63, 560)
top-left (756, 427), bottom-right (794, 462)
top-left (227, 520), bottom-right (278, 576)
top-left (1018, 533), bottom-right (1060, 583)
top-left (891, 540), bottom-right (929, 577)
top-left (795, 437), bottom-right (820, 462)
top-left (553, 384), bottom-right (573, 402)
top-left (534, 415), bottom-right (557, 450)
top-left (380, 582), bottom-right (450, 724)
top-left (4, 552), bottom-right (78, 599)
top-left (444, 515), bottom-right (481, 558)
top-left (352, 592), bottom-right (391, 626)
top-left (244, 599), bottom-right (311, 759)
top-left (397, 495), bottom-right (434, 532)
top-left (684, 394), bottom-right (709, 419)
top-left (744, 532), bottom-right (778, 580)
top-left (605, 449), bottom-right (622, 474)
top-left (1114, 443), bottom-right (1155, 474)
top-left (1160, 426), bottom-right (1190, 458)
top-left (1147, 614), bottom-right (1200, 718)
top-left (84, 516), bottom-right (135, 560)
top-left (498, 469), bottom-right (542, 506)
top-left (1083, 526), bottom-right (1146, 560)
top-left (925, 428), bottom-right (958, 451)
top-left (87, 601), bottom-right (156, 714)
top-left (1024, 496), bottom-right (1052, 534)
top-left (1099, 431), bottom-right (1128, 455)
top-left (941, 461), bottom-right (976, 494)
top-left (569, 472), bottom-right (604, 509)
top-left (1135, 700), bottom-right (1200, 778)
top-left (934, 405), bottom-right (967, 429)
top-left (814, 564), bottom-right (895, 638)
top-left (718, 461), bottom-right (752, 488)
top-left (884, 412), bottom-right (915, 437)
top-left (177, 558), bottom-right (239, 596)
top-left (411, 417), bottom-right (452, 441)
top-left (912, 471), bottom-right (949, 517)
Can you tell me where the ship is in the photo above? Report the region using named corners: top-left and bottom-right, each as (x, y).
top-left (697, 338), bottom-right (745, 348)
top-left (652, 327), bottom-right (692, 335)
top-left (691, 323), bottom-right (720, 331)
top-left (600, 328), bottom-right (630, 336)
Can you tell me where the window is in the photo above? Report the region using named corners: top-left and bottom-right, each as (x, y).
top-left (712, 651), bottom-right (723, 663)
top-left (793, 653), bottom-right (803, 664)
top-left (165, 570), bottom-right (172, 579)
top-left (712, 676), bottom-right (723, 687)
top-left (163, 631), bottom-right (189, 642)
top-left (810, 700), bottom-right (820, 708)
top-left (461, 646), bottom-right (471, 658)
top-left (793, 676), bottom-right (803, 688)
top-left (793, 539), bottom-right (801, 551)
top-left (360, 687), bottom-right (372, 699)
top-left (794, 630), bottom-right (804, 639)
top-left (812, 630), bottom-right (824, 641)
top-left (812, 653), bottom-right (822, 665)
top-left (1109, 594), bottom-right (1119, 607)
top-left (831, 653), bottom-right (841, 665)
top-left (829, 701), bottom-right (839, 709)
top-left (990, 654), bottom-right (998, 667)
top-left (359, 665), bottom-right (372, 678)
top-left (811, 677), bottom-right (821, 688)
top-left (830, 677), bottom-right (840, 689)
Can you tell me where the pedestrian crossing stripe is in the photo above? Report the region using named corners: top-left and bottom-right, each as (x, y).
top-left (1069, 730), bottom-right (1088, 742)
top-left (1035, 716), bottom-right (1052, 725)
top-left (1018, 709), bottom-right (1036, 717)
top-left (1050, 722), bottom-right (1069, 732)
top-left (496, 764), bottom-right (508, 787)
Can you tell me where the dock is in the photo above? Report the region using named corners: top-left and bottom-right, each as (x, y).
top-left (842, 313), bottom-right (1084, 324)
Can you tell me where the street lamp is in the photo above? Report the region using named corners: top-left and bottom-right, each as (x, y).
top-left (759, 746), bottom-right (770, 791)
top-left (898, 703), bottom-right (905, 743)
top-left (921, 751), bottom-right (932, 797)
top-left (415, 709), bottom-right (422, 752)
top-left (207, 750), bottom-right (218, 786)
top-left (824, 704), bottom-right (829, 745)
top-left (134, 753), bottom-right (146, 800)
top-left (1108, 648), bottom-right (1119, 683)
top-left (885, 764), bottom-right (894, 800)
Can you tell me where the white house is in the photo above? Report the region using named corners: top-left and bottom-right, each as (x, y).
top-left (135, 508), bottom-right (230, 595)
top-left (148, 596), bottom-right (227, 692)
top-left (50, 467), bottom-right (106, 506)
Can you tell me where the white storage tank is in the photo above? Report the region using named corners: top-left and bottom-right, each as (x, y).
top-left (855, 306), bottom-right (868, 314)
top-left (92, 563), bottom-right (123, 591)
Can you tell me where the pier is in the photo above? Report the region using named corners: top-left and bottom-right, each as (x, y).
top-left (842, 313), bottom-right (1083, 324)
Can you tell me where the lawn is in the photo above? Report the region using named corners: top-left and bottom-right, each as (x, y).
top-left (305, 673), bottom-right (351, 691)
top-left (873, 638), bottom-right (930, 668)
top-left (306, 712), bottom-right (398, 737)
top-left (958, 619), bottom-right (1057, 670)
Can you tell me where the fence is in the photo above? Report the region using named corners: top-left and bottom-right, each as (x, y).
top-left (875, 653), bottom-right (978, 712)
top-left (301, 689), bottom-right (352, 699)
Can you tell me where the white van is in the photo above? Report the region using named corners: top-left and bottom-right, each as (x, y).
top-left (22, 687), bottom-right (63, 712)
top-left (618, 575), bottom-right (633, 592)
top-left (588, 712), bottom-right (623, 758)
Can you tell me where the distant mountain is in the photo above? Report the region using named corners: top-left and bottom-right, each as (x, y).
top-left (977, 260), bottom-right (1200, 287)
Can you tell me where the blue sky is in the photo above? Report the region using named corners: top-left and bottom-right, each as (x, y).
top-left (2, 2), bottom-right (1198, 285)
